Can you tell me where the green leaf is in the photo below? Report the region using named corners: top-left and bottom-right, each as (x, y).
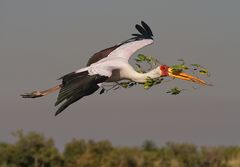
top-left (135, 63), bottom-right (144, 73)
top-left (145, 56), bottom-right (159, 65)
top-left (119, 82), bottom-right (129, 88)
top-left (135, 54), bottom-right (147, 62)
top-left (199, 69), bottom-right (208, 75)
top-left (166, 87), bottom-right (183, 95)
top-left (135, 54), bottom-right (160, 67)
top-left (171, 64), bottom-right (189, 70)
top-left (143, 77), bottom-right (160, 89)
top-left (171, 68), bottom-right (183, 74)
top-left (143, 82), bottom-right (150, 89)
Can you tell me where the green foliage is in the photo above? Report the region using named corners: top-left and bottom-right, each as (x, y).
top-left (166, 87), bottom-right (183, 95)
top-left (119, 82), bottom-right (130, 88)
top-left (142, 140), bottom-right (157, 151)
top-left (119, 81), bottom-right (137, 89)
top-left (62, 139), bottom-right (113, 167)
top-left (143, 77), bottom-right (162, 89)
top-left (0, 130), bottom-right (62, 167)
top-left (191, 64), bottom-right (210, 75)
top-left (171, 62), bottom-right (210, 76)
top-left (165, 142), bottom-right (201, 167)
top-left (3, 130), bottom-right (240, 167)
top-left (135, 54), bottom-right (159, 65)
top-left (170, 64), bottom-right (188, 74)
top-left (63, 139), bottom-right (87, 165)
top-left (99, 54), bottom-right (211, 96)
top-left (199, 68), bottom-right (208, 75)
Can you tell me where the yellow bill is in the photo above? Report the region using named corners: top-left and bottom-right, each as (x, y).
top-left (168, 68), bottom-right (207, 85)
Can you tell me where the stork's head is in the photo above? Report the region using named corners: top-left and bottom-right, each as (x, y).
top-left (159, 65), bottom-right (207, 85)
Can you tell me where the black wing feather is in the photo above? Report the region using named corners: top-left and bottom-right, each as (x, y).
top-left (55, 78), bottom-right (83, 106)
top-left (58, 71), bottom-right (88, 85)
top-left (120, 21), bottom-right (154, 45)
top-left (135, 24), bottom-right (147, 36)
top-left (141, 21), bottom-right (153, 37)
top-left (55, 72), bottom-right (108, 116)
top-left (131, 33), bottom-right (143, 37)
top-left (55, 93), bottom-right (86, 116)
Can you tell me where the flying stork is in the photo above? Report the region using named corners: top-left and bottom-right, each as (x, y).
top-left (21, 21), bottom-right (206, 115)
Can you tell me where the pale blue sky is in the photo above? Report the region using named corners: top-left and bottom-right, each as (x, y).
top-left (0, 0), bottom-right (240, 150)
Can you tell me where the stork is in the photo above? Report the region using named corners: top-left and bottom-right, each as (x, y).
top-left (21, 21), bottom-right (206, 115)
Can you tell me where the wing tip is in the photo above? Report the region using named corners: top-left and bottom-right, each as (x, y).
top-left (141, 20), bottom-right (153, 36)
top-left (55, 110), bottom-right (62, 116)
top-left (120, 21), bottom-right (154, 45)
top-left (133, 21), bottom-right (154, 40)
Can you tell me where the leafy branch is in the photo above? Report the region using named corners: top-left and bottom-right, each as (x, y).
top-left (143, 77), bottom-right (163, 90)
top-left (99, 54), bottom-right (211, 95)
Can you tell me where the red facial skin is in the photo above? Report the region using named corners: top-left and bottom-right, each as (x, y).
top-left (160, 65), bottom-right (169, 76)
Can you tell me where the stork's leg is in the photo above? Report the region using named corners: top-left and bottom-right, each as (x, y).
top-left (21, 85), bottom-right (62, 98)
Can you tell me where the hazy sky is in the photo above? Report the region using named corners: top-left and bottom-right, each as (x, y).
top-left (1, 0), bottom-right (240, 150)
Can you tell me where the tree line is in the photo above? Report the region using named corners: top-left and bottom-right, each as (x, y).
top-left (0, 130), bottom-right (240, 167)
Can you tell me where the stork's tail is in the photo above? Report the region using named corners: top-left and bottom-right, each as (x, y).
top-left (21, 85), bottom-right (62, 98)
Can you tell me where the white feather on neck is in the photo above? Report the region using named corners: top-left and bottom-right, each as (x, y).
top-left (122, 66), bottom-right (161, 83)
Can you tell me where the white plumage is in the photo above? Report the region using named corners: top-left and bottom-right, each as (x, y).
top-left (21, 21), bottom-right (207, 116)
top-left (76, 39), bottom-right (154, 81)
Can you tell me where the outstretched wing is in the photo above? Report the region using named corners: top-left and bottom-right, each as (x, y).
top-left (86, 21), bottom-right (154, 66)
top-left (55, 21), bottom-right (154, 115)
top-left (107, 39), bottom-right (153, 61)
top-left (86, 45), bottom-right (119, 66)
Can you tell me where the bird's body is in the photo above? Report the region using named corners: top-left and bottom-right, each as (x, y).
top-left (21, 21), bottom-right (207, 115)
top-left (76, 39), bottom-right (156, 83)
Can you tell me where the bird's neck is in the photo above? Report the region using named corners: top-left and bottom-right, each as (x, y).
top-left (128, 67), bottom-right (160, 83)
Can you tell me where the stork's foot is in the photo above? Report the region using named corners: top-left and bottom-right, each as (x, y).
top-left (21, 91), bottom-right (45, 98)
